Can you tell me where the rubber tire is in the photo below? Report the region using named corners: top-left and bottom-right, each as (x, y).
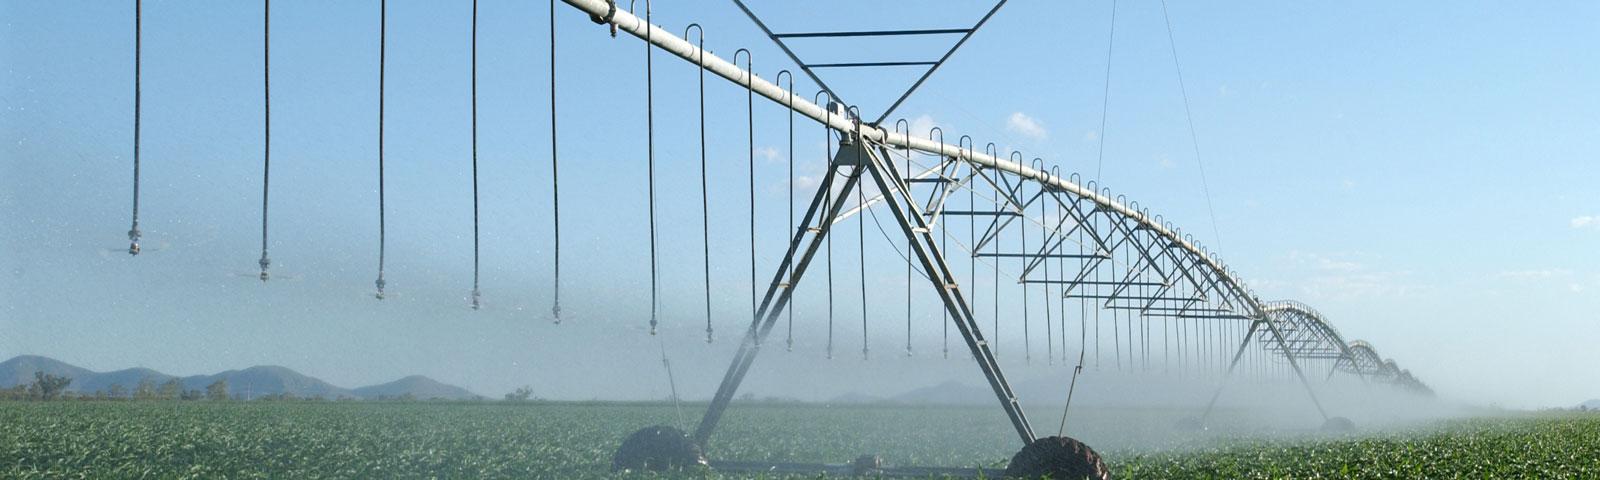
top-left (1321, 416), bottom-right (1355, 433)
top-left (1003, 436), bottom-right (1110, 480)
top-left (851, 454), bottom-right (884, 476)
top-left (611, 425), bottom-right (707, 472)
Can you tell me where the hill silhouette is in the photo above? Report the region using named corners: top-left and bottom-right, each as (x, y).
top-left (0, 355), bottom-right (478, 400)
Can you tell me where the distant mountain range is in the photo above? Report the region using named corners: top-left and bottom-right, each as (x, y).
top-left (0, 355), bottom-right (479, 400)
top-left (1581, 399), bottom-right (1600, 410)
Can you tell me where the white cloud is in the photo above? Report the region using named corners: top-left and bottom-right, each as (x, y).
top-left (756, 146), bottom-right (781, 163)
top-left (1497, 269), bottom-right (1571, 281)
top-left (795, 175), bottom-right (820, 190)
top-left (1571, 215), bottom-right (1596, 229)
top-left (1005, 112), bottom-right (1047, 140)
top-left (1285, 251), bottom-right (1424, 300)
top-left (909, 114), bottom-right (941, 138)
top-left (1291, 251), bottom-right (1362, 272)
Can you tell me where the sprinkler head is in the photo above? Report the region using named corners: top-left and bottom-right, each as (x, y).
top-left (127, 227), bottom-right (142, 255)
top-left (258, 256), bottom-right (271, 281)
top-left (470, 289), bottom-right (481, 310)
top-left (374, 277), bottom-right (386, 300)
top-left (551, 302), bottom-right (562, 324)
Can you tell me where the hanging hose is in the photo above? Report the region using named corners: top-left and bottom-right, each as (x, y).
top-left (931, 128), bottom-right (945, 359)
top-left (128, 0), bottom-right (142, 256)
top-left (1036, 160), bottom-right (1052, 366)
top-left (822, 96), bottom-right (834, 360)
top-left (992, 156), bottom-right (1001, 358)
top-left (1114, 238), bottom-right (1124, 370)
top-left (780, 70), bottom-right (794, 351)
top-left (469, 0), bottom-right (481, 310)
top-left (735, 49), bottom-right (756, 344)
top-left (898, 120), bottom-right (912, 357)
top-left (858, 161), bottom-right (868, 361)
top-left (686, 24), bottom-right (709, 342)
top-left (375, 0), bottom-right (387, 300)
top-left (549, 0), bottom-right (562, 323)
top-left (1093, 209), bottom-right (1100, 369)
top-left (1019, 162), bottom-right (1030, 366)
top-left (1054, 167), bottom-right (1067, 364)
top-left (969, 146), bottom-right (980, 362)
top-left (258, 0), bottom-right (272, 282)
top-left (645, 0), bottom-right (658, 333)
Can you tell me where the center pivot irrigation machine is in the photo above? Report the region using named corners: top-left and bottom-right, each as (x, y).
top-left (554, 1), bottom-right (1430, 478)
top-left (109, 0), bottom-right (1431, 478)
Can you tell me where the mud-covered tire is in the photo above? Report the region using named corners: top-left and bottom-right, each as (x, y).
top-left (1003, 436), bottom-right (1110, 480)
top-left (1321, 416), bottom-right (1355, 433)
top-left (611, 426), bottom-right (707, 472)
top-left (851, 454), bottom-right (884, 476)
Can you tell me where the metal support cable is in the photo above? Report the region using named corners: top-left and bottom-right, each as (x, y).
top-left (1059, 220), bottom-right (1088, 436)
top-left (1093, 0), bottom-right (1119, 181)
top-left (129, 0), bottom-right (142, 256)
top-left (258, 0), bottom-right (272, 282)
top-left (376, 0), bottom-right (387, 300)
top-left (1159, 0), bottom-right (1223, 251)
top-left (550, 0), bottom-right (563, 323)
top-left (470, 0), bottom-right (481, 310)
top-left (645, 0), bottom-right (658, 332)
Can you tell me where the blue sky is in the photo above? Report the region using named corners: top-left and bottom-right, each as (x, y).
top-left (2, 1), bottom-right (1597, 409)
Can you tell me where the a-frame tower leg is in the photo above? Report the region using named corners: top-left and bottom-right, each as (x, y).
top-left (692, 134), bottom-right (1038, 449)
top-left (692, 140), bottom-right (866, 447)
top-left (1199, 316), bottom-right (1331, 425)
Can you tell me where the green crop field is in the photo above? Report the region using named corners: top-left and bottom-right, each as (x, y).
top-left (0, 401), bottom-right (1595, 479)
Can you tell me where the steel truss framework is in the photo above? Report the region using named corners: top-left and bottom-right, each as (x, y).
top-left (558, 0), bottom-right (1427, 456)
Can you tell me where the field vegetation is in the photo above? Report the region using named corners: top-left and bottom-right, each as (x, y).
top-left (0, 401), bottom-right (1594, 478)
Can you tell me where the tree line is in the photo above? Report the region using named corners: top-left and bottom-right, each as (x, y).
top-left (0, 372), bottom-right (229, 401)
